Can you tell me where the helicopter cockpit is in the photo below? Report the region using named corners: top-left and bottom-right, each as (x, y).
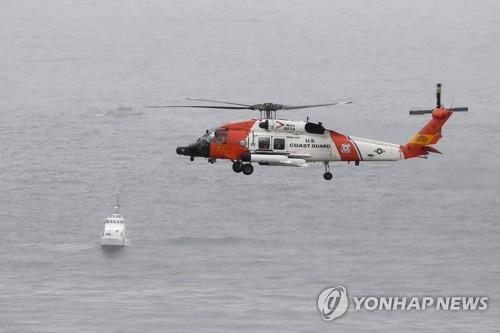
top-left (176, 128), bottom-right (215, 159)
top-left (213, 128), bottom-right (228, 144)
top-left (198, 128), bottom-right (216, 143)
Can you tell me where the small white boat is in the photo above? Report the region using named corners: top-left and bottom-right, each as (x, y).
top-left (101, 192), bottom-right (129, 248)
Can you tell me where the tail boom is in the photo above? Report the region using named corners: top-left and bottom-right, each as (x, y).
top-left (400, 107), bottom-right (453, 159)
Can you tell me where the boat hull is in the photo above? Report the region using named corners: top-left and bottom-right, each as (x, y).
top-left (101, 237), bottom-right (125, 248)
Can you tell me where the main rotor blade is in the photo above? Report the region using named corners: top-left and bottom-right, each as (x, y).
top-left (282, 101), bottom-right (353, 110)
top-left (185, 97), bottom-right (252, 107)
top-left (146, 105), bottom-right (252, 110)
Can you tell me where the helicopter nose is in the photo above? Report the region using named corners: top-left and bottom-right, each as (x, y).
top-left (176, 146), bottom-right (191, 156)
top-left (176, 140), bottom-right (210, 158)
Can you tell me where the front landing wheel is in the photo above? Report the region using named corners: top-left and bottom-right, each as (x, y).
top-left (242, 163), bottom-right (254, 175)
top-left (232, 161), bottom-right (242, 173)
top-left (323, 172), bottom-right (333, 181)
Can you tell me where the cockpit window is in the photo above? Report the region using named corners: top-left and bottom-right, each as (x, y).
top-left (199, 129), bottom-right (215, 143)
top-left (214, 129), bottom-right (228, 144)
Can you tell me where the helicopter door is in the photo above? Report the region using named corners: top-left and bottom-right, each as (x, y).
top-left (273, 137), bottom-right (285, 152)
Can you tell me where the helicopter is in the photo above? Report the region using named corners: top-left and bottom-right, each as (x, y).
top-left (149, 83), bottom-right (467, 180)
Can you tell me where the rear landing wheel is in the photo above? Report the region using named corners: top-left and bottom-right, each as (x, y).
top-left (242, 163), bottom-right (254, 175)
top-left (323, 161), bottom-right (332, 180)
top-left (232, 161), bottom-right (242, 173)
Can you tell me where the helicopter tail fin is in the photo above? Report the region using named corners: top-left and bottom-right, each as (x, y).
top-left (400, 83), bottom-right (468, 159)
top-left (400, 107), bottom-right (467, 159)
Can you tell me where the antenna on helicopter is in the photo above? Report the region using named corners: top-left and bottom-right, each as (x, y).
top-left (146, 98), bottom-right (353, 120)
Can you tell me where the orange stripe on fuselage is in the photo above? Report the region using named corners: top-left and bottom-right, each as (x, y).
top-left (330, 130), bottom-right (360, 161)
top-left (210, 119), bottom-right (256, 160)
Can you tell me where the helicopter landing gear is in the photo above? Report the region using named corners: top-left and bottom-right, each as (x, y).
top-left (323, 161), bottom-right (333, 181)
top-left (232, 161), bottom-right (243, 173)
top-left (241, 163), bottom-right (254, 175)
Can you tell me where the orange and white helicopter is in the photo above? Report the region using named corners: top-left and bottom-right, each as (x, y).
top-left (151, 84), bottom-right (467, 180)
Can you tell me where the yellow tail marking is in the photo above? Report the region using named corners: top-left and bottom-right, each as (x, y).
top-left (409, 134), bottom-right (435, 145)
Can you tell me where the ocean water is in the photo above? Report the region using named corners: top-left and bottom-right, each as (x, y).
top-left (1, 0), bottom-right (499, 332)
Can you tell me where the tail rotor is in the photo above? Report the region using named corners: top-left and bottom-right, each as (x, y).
top-left (409, 83), bottom-right (468, 115)
top-left (401, 83), bottom-right (468, 159)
